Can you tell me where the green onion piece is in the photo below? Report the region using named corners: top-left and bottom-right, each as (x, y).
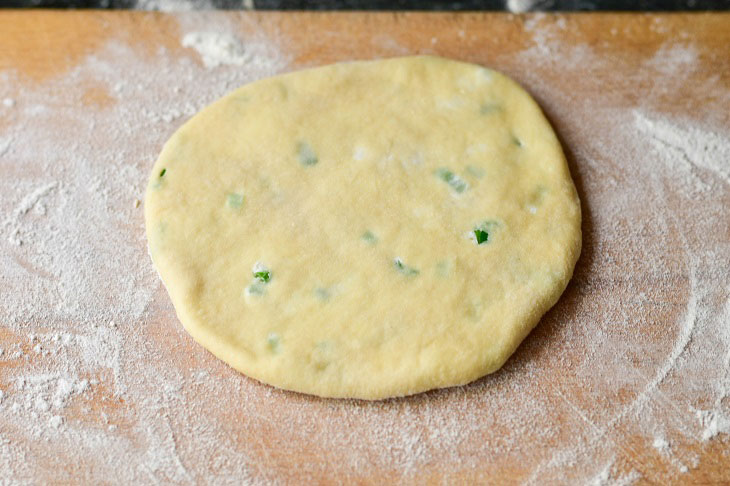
top-left (253, 270), bottom-right (270, 283)
top-left (435, 168), bottom-right (468, 193)
top-left (226, 192), bottom-right (244, 209)
top-left (394, 257), bottom-right (419, 276)
top-left (474, 229), bottom-right (489, 245)
top-left (297, 142), bottom-right (318, 166)
top-left (267, 332), bottom-right (280, 352)
top-left (315, 287), bottom-right (330, 301)
top-left (473, 220), bottom-right (500, 245)
top-left (159, 168), bottom-right (166, 177)
top-left (361, 230), bottom-right (377, 244)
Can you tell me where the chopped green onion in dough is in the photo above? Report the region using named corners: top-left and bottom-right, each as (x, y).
top-left (394, 257), bottom-right (420, 276)
top-left (434, 168), bottom-right (468, 193)
top-left (361, 230), bottom-right (378, 244)
top-left (297, 142), bottom-right (318, 166)
top-left (226, 192), bottom-right (244, 209)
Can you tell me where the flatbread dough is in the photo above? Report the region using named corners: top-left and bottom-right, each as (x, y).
top-left (145, 56), bottom-right (581, 399)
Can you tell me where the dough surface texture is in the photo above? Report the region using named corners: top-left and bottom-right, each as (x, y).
top-left (145, 56), bottom-right (581, 399)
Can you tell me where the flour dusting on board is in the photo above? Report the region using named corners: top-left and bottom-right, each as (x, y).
top-left (0, 137), bottom-right (11, 158)
top-left (510, 16), bottom-right (730, 484)
top-left (0, 15), bottom-right (286, 483)
top-left (635, 110), bottom-right (730, 186)
top-left (182, 31), bottom-right (278, 70)
top-left (1, 13), bottom-right (729, 485)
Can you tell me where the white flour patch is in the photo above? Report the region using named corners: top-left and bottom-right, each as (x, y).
top-left (696, 409), bottom-right (730, 441)
top-left (653, 435), bottom-right (670, 452)
top-left (0, 137), bottom-right (11, 157)
top-left (635, 110), bottom-right (730, 188)
top-left (645, 43), bottom-right (699, 76)
top-left (11, 182), bottom-right (58, 219)
top-left (182, 31), bottom-right (282, 71)
top-left (2, 182), bottom-right (58, 246)
top-left (586, 460), bottom-right (613, 486)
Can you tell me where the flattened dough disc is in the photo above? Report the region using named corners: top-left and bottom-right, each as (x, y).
top-left (145, 56), bottom-right (581, 399)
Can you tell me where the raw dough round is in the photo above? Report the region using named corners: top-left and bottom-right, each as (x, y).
top-left (145, 56), bottom-right (581, 399)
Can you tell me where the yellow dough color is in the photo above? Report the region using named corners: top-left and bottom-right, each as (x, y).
top-left (145, 56), bottom-right (581, 399)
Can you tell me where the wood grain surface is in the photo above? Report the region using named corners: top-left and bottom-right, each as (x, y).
top-left (0, 10), bottom-right (729, 485)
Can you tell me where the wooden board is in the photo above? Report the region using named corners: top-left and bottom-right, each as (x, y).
top-left (1, 10), bottom-right (729, 484)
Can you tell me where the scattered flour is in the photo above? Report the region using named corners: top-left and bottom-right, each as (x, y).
top-left (652, 436), bottom-right (670, 452)
top-left (182, 31), bottom-right (279, 70)
top-left (587, 460), bottom-right (613, 486)
top-left (0, 12), bottom-right (728, 485)
top-left (635, 110), bottom-right (730, 187)
top-left (48, 416), bottom-right (64, 429)
top-left (696, 410), bottom-right (730, 442)
top-left (512, 15), bottom-right (730, 485)
top-left (10, 182), bottom-right (58, 219)
top-left (645, 43), bottom-right (699, 76)
top-left (0, 137), bottom-right (11, 158)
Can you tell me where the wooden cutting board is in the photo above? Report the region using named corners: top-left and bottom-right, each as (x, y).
top-left (1, 10), bottom-right (729, 485)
